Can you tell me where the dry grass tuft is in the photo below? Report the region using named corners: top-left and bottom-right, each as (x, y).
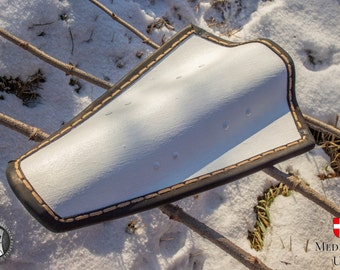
top-left (248, 183), bottom-right (290, 251)
top-left (310, 115), bottom-right (340, 179)
top-left (0, 70), bottom-right (45, 106)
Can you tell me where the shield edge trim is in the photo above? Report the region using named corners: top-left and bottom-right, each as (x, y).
top-left (6, 24), bottom-right (315, 232)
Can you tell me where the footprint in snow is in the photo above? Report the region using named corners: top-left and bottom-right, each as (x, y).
top-left (300, 42), bottom-right (339, 71)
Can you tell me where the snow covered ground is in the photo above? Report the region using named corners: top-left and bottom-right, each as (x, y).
top-left (0, 0), bottom-right (339, 269)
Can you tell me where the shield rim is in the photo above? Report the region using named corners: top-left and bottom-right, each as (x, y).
top-left (6, 24), bottom-right (315, 232)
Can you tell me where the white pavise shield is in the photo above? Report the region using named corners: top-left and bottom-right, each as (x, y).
top-left (6, 25), bottom-right (314, 232)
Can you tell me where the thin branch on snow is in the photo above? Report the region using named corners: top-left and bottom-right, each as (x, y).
top-left (0, 28), bottom-right (115, 90)
top-left (89, 0), bottom-right (160, 50)
top-left (263, 166), bottom-right (340, 216)
top-left (0, 113), bottom-right (49, 142)
top-left (303, 114), bottom-right (340, 138)
top-left (160, 204), bottom-right (273, 270)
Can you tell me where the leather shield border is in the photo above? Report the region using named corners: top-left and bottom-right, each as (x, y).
top-left (6, 25), bottom-right (315, 232)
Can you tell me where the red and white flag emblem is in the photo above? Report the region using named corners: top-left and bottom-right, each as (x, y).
top-left (334, 218), bottom-right (340, 238)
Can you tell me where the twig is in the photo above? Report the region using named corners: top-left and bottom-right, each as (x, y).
top-left (89, 0), bottom-right (160, 49)
top-left (0, 28), bottom-right (115, 90)
top-left (68, 28), bottom-right (74, 55)
top-left (305, 239), bottom-right (309, 252)
top-left (0, 113), bottom-right (49, 142)
top-left (263, 166), bottom-right (340, 216)
top-left (304, 114), bottom-right (340, 138)
top-left (160, 204), bottom-right (272, 270)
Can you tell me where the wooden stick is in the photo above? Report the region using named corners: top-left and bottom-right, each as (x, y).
top-left (0, 113), bottom-right (49, 142)
top-left (160, 204), bottom-right (272, 270)
top-left (263, 166), bottom-right (340, 216)
top-left (0, 28), bottom-right (115, 90)
top-left (304, 114), bottom-right (340, 138)
top-left (89, 0), bottom-right (160, 50)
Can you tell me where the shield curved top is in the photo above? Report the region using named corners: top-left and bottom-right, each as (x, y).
top-left (6, 25), bottom-right (314, 232)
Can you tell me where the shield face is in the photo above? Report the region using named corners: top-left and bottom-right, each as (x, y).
top-left (6, 25), bottom-right (314, 232)
top-left (334, 218), bottom-right (340, 238)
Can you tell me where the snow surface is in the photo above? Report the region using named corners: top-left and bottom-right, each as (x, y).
top-left (0, 0), bottom-right (339, 269)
